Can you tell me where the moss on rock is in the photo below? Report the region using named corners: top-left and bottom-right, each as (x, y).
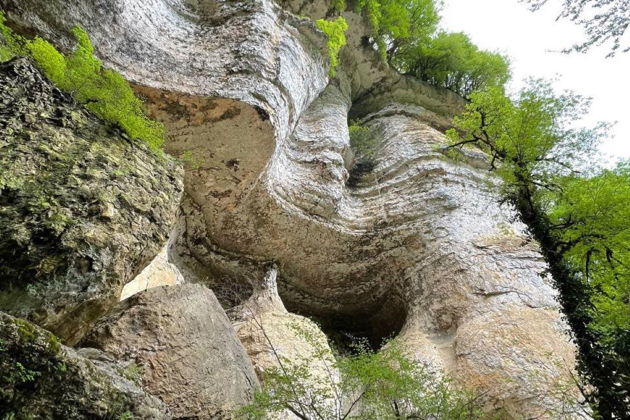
top-left (0, 58), bottom-right (183, 345)
top-left (0, 312), bottom-right (169, 419)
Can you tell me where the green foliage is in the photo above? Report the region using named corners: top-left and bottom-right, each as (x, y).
top-left (316, 17), bottom-right (349, 77)
top-left (446, 80), bottom-right (605, 201)
top-left (355, 0), bottom-right (440, 61)
top-left (180, 150), bottom-right (204, 170)
top-left (119, 412), bottom-right (134, 420)
top-left (0, 11), bottom-right (23, 60)
top-left (546, 162), bottom-right (630, 346)
top-left (393, 31), bottom-right (510, 97)
top-left (347, 121), bottom-right (379, 187)
top-left (240, 324), bottom-right (482, 420)
top-left (445, 81), bottom-right (629, 418)
top-left (349, 121), bottom-right (379, 164)
top-left (120, 362), bottom-right (144, 384)
top-left (0, 43), bottom-right (11, 61)
top-left (0, 12), bottom-right (164, 150)
top-left (348, 1), bottom-right (508, 96)
top-left (331, 0), bottom-right (347, 13)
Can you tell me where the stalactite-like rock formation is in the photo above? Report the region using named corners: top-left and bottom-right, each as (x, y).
top-left (0, 0), bottom-right (586, 417)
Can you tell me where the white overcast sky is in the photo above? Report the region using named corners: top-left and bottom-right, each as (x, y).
top-left (441, 0), bottom-right (630, 162)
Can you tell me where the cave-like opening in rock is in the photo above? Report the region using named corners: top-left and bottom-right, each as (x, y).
top-left (283, 290), bottom-right (408, 353)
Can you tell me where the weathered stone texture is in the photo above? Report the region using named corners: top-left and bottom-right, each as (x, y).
top-left (0, 0), bottom-right (585, 417)
top-left (0, 311), bottom-right (169, 419)
top-left (0, 58), bottom-right (183, 345)
top-left (233, 267), bottom-right (340, 420)
top-left (81, 284), bottom-right (259, 419)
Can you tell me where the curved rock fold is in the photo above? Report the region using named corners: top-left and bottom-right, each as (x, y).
top-left (0, 0), bottom-right (586, 417)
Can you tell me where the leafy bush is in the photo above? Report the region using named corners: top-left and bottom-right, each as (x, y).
top-left (393, 31), bottom-right (510, 97)
top-left (316, 17), bottom-right (349, 77)
top-left (0, 12), bottom-right (164, 150)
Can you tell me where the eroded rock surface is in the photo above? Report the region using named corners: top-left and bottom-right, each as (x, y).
top-left (120, 245), bottom-right (185, 301)
top-left (81, 284), bottom-right (259, 419)
top-left (1, 0), bottom-right (585, 417)
top-left (0, 59), bottom-right (183, 345)
top-left (0, 311), bottom-right (169, 419)
top-left (234, 266), bottom-right (341, 420)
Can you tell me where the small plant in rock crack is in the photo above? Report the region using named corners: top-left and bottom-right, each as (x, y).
top-left (120, 362), bottom-right (144, 384)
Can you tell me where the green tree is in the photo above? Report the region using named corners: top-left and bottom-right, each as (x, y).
top-left (355, 0), bottom-right (440, 61)
top-left (522, 0), bottom-right (630, 56)
top-left (392, 31), bottom-right (510, 97)
top-left (445, 81), bottom-right (628, 418)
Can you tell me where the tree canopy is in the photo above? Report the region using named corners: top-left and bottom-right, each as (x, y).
top-left (446, 81), bottom-right (629, 419)
top-left (355, 0), bottom-right (440, 61)
top-left (328, 0), bottom-right (510, 97)
top-left (392, 31), bottom-right (510, 97)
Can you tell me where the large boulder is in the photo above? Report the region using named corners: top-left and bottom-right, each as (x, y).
top-left (0, 311), bottom-right (169, 419)
top-left (81, 283), bottom-right (259, 419)
top-left (0, 58), bottom-right (183, 345)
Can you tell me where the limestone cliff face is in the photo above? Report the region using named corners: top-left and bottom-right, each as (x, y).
top-left (0, 0), bottom-right (585, 418)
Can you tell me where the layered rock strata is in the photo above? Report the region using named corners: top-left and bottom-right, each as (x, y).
top-left (0, 0), bottom-right (585, 417)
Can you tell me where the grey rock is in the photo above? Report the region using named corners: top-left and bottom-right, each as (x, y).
top-left (81, 283), bottom-right (259, 419)
top-left (0, 311), bottom-right (169, 419)
top-left (0, 0), bottom-right (585, 416)
top-left (0, 58), bottom-right (184, 345)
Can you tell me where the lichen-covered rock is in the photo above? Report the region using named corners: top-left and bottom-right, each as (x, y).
top-left (1, 0), bottom-right (585, 417)
top-left (0, 311), bottom-right (169, 419)
top-left (0, 58), bottom-right (183, 345)
top-left (81, 284), bottom-right (259, 419)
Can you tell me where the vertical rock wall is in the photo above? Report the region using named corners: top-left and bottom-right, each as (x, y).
top-left (0, 0), bottom-right (585, 417)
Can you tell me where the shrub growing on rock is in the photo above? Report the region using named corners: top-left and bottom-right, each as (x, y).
top-left (316, 16), bottom-right (349, 77)
top-left (240, 322), bottom-right (483, 420)
top-left (0, 11), bottom-right (164, 150)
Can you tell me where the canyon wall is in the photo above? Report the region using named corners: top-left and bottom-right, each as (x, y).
top-left (0, 0), bottom-right (585, 418)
